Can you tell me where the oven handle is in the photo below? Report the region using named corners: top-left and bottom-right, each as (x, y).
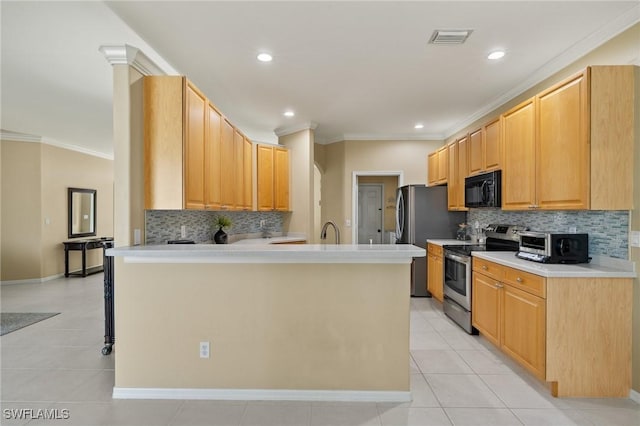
top-left (444, 252), bottom-right (471, 265)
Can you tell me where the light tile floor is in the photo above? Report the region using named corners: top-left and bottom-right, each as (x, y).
top-left (1, 274), bottom-right (639, 426)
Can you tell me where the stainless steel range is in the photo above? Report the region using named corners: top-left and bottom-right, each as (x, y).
top-left (442, 224), bottom-right (527, 334)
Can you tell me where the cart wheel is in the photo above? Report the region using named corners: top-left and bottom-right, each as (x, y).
top-left (102, 345), bottom-right (112, 355)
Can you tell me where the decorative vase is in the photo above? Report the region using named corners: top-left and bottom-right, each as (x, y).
top-left (214, 227), bottom-right (228, 244)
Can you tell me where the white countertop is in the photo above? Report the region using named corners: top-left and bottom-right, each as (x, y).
top-left (107, 244), bottom-right (425, 264)
top-left (232, 236), bottom-right (306, 245)
top-left (427, 239), bottom-right (477, 246)
top-left (472, 251), bottom-right (636, 278)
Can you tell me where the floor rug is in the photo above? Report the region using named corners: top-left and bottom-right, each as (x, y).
top-left (0, 312), bottom-right (60, 336)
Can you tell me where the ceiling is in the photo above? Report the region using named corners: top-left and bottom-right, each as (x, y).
top-left (2, 1), bottom-right (639, 158)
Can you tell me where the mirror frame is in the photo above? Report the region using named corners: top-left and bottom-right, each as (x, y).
top-left (68, 187), bottom-right (97, 239)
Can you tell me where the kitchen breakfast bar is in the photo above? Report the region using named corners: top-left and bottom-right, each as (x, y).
top-left (106, 244), bottom-right (424, 401)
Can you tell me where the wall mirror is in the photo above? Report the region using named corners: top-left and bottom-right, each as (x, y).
top-left (68, 187), bottom-right (97, 238)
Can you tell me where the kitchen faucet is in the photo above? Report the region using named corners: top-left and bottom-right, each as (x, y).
top-left (320, 221), bottom-right (340, 244)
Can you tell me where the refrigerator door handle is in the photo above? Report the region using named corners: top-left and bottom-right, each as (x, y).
top-left (395, 190), bottom-right (404, 241)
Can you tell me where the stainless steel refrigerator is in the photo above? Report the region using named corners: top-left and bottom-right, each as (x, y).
top-left (395, 185), bottom-right (466, 296)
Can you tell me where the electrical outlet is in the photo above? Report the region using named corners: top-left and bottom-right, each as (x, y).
top-left (260, 220), bottom-right (266, 228)
top-left (630, 231), bottom-right (640, 248)
top-left (345, 219), bottom-right (351, 227)
top-left (569, 226), bottom-right (577, 233)
top-left (199, 341), bottom-right (210, 359)
top-left (134, 229), bottom-right (141, 245)
top-left (181, 225), bottom-right (187, 238)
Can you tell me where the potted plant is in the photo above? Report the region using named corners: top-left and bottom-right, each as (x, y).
top-left (213, 215), bottom-right (232, 244)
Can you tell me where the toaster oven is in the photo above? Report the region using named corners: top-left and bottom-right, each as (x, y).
top-left (517, 231), bottom-right (589, 264)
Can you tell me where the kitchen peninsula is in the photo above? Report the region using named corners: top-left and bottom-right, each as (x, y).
top-left (107, 244), bottom-right (424, 401)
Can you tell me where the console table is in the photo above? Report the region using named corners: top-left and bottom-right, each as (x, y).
top-left (63, 237), bottom-right (114, 277)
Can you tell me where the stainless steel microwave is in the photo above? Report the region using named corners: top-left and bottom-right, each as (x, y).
top-left (464, 170), bottom-right (501, 208)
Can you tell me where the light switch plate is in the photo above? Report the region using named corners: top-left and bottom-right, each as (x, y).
top-left (630, 231), bottom-right (640, 248)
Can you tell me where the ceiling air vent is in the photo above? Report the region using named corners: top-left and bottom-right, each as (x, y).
top-left (429, 29), bottom-right (473, 45)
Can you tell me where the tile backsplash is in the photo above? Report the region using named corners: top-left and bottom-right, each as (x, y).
top-left (145, 210), bottom-right (287, 245)
top-left (467, 209), bottom-right (629, 259)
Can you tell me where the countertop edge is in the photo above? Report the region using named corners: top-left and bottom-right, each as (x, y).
top-left (472, 251), bottom-right (636, 278)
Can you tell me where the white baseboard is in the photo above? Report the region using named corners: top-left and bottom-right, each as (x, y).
top-left (630, 388), bottom-right (640, 404)
top-left (113, 387), bottom-right (411, 403)
top-left (1, 273), bottom-right (64, 285)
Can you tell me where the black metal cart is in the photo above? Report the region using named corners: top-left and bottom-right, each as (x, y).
top-left (102, 240), bottom-right (115, 355)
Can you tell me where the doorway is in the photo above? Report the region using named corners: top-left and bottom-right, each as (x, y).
top-left (357, 184), bottom-right (383, 244)
top-left (355, 173), bottom-right (402, 244)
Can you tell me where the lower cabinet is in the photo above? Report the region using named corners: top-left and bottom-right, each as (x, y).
top-left (471, 257), bottom-right (632, 397)
top-left (427, 243), bottom-right (443, 302)
top-left (472, 258), bottom-right (546, 380)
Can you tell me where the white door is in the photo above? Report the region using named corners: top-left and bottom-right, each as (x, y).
top-left (358, 184), bottom-right (383, 244)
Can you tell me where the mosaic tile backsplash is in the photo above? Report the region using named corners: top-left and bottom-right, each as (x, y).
top-left (145, 210), bottom-right (287, 245)
top-left (467, 209), bottom-right (630, 259)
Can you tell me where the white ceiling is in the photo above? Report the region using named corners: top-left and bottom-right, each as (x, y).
top-left (2, 1), bottom-right (639, 158)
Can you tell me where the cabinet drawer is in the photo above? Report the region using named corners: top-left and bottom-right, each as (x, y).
top-left (427, 244), bottom-right (443, 257)
top-left (472, 258), bottom-right (503, 281)
top-left (503, 267), bottom-right (546, 298)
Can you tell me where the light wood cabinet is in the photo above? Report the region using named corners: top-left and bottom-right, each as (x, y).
top-left (257, 144), bottom-right (290, 212)
top-left (144, 76), bottom-right (254, 212)
top-left (502, 66), bottom-right (634, 211)
top-left (472, 258), bottom-right (632, 397)
top-left (204, 103), bottom-right (222, 210)
top-left (447, 137), bottom-right (468, 211)
top-left (472, 258), bottom-right (546, 380)
top-left (427, 152), bottom-right (438, 186)
top-left (469, 118), bottom-right (501, 177)
top-left (184, 82), bottom-right (207, 210)
top-left (427, 146), bottom-right (449, 186)
top-left (426, 244), bottom-right (443, 302)
top-left (219, 118), bottom-right (235, 210)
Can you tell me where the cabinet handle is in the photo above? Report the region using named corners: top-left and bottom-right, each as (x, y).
top-left (516, 277), bottom-right (523, 283)
top-left (482, 265), bottom-right (488, 270)
top-left (495, 283), bottom-right (503, 288)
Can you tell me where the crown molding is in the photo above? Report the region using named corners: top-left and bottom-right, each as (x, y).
top-left (0, 130), bottom-right (41, 143)
top-left (444, 4), bottom-right (640, 138)
top-left (99, 44), bottom-right (167, 76)
top-left (317, 132), bottom-right (445, 145)
top-left (0, 130), bottom-right (113, 160)
top-left (274, 122), bottom-right (318, 137)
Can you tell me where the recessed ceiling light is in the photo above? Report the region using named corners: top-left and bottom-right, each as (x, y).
top-left (257, 53), bottom-right (273, 62)
top-left (488, 50), bottom-right (505, 60)
top-left (284, 111), bottom-right (295, 117)
top-left (414, 123), bottom-right (424, 129)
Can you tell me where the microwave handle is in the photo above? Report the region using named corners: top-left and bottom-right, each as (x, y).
top-left (481, 181), bottom-right (488, 204)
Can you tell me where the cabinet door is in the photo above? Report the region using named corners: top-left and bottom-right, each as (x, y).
top-left (447, 142), bottom-right (458, 210)
top-left (536, 71), bottom-right (589, 210)
top-left (219, 119), bottom-right (235, 209)
top-left (184, 82), bottom-right (207, 210)
top-left (274, 147), bottom-right (290, 211)
top-left (427, 152), bottom-right (438, 185)
top-left (502, 284), bottom-right (546, 380)
top-left (457, 136), bottom-right (468, 209)
top-left (468, 128), bottom-right (483, 176)
top-left (502, 98), bottom-right (536, 210)
top-left (472, 273), bottom-right (501, 346)
top-left (437, 146), bottom-right (448, 183)
top-left (243, 137), bottom-right (253, 210)
top-left (256, 145), bottom-right (274, 211)
top-left (204, 104), bottom-right (221, 210)
top-left (483, 118), bottom-right (501, 172)
top-left (234, 129), bottom-right (244, 210)
top-left (427, 253), bottom-right (443, 302)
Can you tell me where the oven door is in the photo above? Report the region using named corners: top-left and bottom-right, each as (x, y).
top-left (443, 251), bottom-right (471, 310)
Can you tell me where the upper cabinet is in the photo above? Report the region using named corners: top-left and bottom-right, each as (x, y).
top-left (469, 118), bottom-right (501, 176)
top-left (427, 146), bottom-right (448, 186)
top-left (257, 144), bottom-right (290, 212)
top-left (143, 76), bottom-right (254, 211)
top-left (502, 66), bottom-right (634, 211)
top-left (447, 136), bottom-right (468, 211)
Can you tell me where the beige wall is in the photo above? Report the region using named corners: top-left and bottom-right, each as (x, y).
top-left (115, 259), bottom-right (410, 391)
top-left (1, 141), bottom-right (43, 280)
top-left (632, 66), bottom-right (640, 394)
top-left (0, 139), bottom-right (114, 281)
top-left (279, 129), bottom-right (315, 241)
top-left (320, 140), bottom-right (442, 244)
